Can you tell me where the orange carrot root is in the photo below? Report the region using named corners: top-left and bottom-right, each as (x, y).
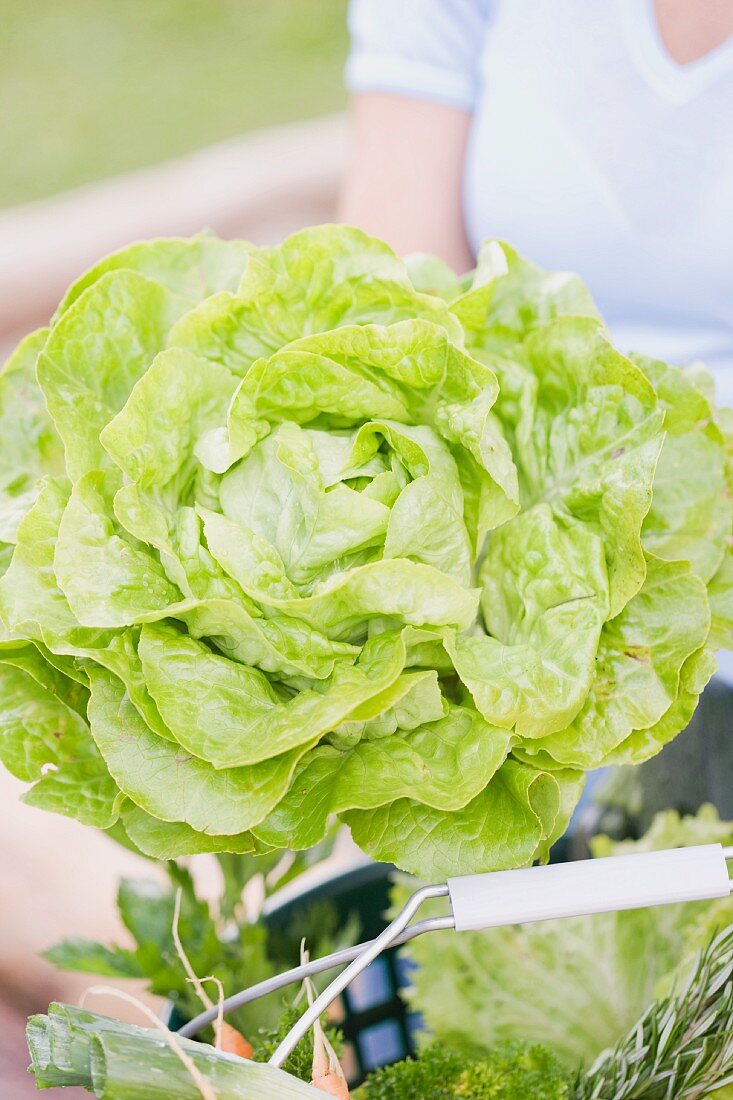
top-left (300, 942), bottom-right (350, 1099)
top-left (312, 1070), bottom-right (351, 1098)
top-left (219, 1021), bottom-right (254, 1060)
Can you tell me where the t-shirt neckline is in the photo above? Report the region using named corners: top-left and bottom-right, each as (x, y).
top-left (619, 0), bottom-right (733, 102)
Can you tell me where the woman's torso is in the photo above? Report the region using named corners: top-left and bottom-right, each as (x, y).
top-left (463, 0), bottom-right (733, 400)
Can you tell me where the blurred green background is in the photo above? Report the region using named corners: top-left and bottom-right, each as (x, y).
top-left (0, 0), bottom-right (349, 209)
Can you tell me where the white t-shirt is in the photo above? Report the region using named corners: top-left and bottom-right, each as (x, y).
top-left (346, 0), bottom-right (733, 404)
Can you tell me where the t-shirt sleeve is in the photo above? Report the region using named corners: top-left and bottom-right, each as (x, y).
top-left (345, 0), bottom-right (492, 111)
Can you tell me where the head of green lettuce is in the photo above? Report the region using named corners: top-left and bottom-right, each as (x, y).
top-left (0, 226), bottom-right (729, 878)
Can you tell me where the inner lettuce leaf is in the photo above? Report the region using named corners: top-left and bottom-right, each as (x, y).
top-left (167, 225), bottom-right (465, 375)
top-left (0, 225), bottom-right (729, 878)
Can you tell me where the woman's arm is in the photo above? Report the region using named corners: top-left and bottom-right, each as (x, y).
top-left (339, 92), bottom-right (474, 273)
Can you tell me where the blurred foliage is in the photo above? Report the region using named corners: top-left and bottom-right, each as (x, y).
top-left (44, 849), bottom-right (357, 1039)
top-left (0, 0), bottom-right (348, 208)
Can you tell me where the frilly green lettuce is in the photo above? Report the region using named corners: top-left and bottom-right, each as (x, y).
top-left (0, 228), bottom-right (729, 877)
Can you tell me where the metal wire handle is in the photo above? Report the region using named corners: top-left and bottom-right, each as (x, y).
top-left (267, 882), bottom-right (448, 1067)
top-left (177, 910), bottom-right (454, 1040)
top-left (177, 845), bottom-right (733, 1059)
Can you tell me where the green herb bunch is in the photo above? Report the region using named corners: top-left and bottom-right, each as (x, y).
top-left (579, 924), bottom-right (733, 1099)
top-left (356, 1044), bottom-right (465, 1099)
top-left (358, 1041), bottom-right (570, 1099)
top-left (249, 1004), bottom-right (343, 1084)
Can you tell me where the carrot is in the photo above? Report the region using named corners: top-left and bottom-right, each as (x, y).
top-left (300, 944), bottom-right (350, 1099)
top-left (218, 1021), bottom-right (254, 1060)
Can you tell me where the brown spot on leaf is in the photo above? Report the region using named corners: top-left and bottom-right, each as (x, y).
top-left (623, 646), bottom-right (651, 663)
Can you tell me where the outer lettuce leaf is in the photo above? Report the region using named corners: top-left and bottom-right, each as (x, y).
top-left (491, 317), bottom-right (664, 618)
top-left (405, 251), bottom-right (463, 300)
top-left (0, 645), bottom-right (87, 715)
top-left (120, 803), bottom-right (265, 860)
top-left (637, 354), bottom-right (730, 582)
top-left (709, 552), bottom-right (733, 650)
top-left (518, 556), bottom-right (711, 769)
top-left (55, 469), bottom-right (181, 626)
top-left (75, 629), bottom-right (178, 744)
top-left (600, 644), bottom-right (717, 767)
top-left (452, 240), bottom-right (600, 352)
top-left (446, 507), bottom-right (608, 738)
top-left (448, 316), bottom-right (680, 759)
top-left (0, 328), bottom-right (63, 551)
top-left (37, 271), bottom-right (188, 480)
top-left (0, 654), bottom-right (88, 782)
top-left (344, 761), bottom-right (583, 877)
top-left (0, 655), bottom-right (122, 828)
top-left (507, 349), bottom-right (729, 773)
top-left (56, 233), bottom-right (255, 316)
top-left (0, 476), bottom-right (114, 649)
top-left (708, 406), bottom-right (733, 649)
top-left (252, 704), bottom-right (513, 852)
top-left (138, 622), bottom-right (409, 768)
top-left (87, 667), bottom-right (314, 835)
top-left (100, 346), bottom-right (238, 494)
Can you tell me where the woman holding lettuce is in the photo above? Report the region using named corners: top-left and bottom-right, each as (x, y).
top-left (340, 0), bottom-right (733, 818)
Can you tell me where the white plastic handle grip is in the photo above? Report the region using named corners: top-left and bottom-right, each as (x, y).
top-left (447, 844), bottom-right (731, 932)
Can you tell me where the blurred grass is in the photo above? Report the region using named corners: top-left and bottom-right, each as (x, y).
top-left (0, 0), bottom-right (348, 209)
